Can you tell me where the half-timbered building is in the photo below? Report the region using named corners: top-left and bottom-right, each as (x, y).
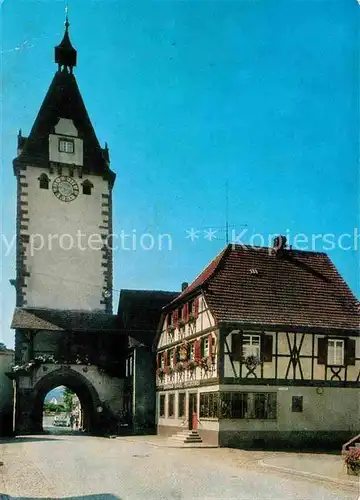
top-left (155, 238), bottom-right (360, 448)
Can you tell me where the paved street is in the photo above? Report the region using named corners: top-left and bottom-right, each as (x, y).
top-left (0, 434), bottom-right (358, 500)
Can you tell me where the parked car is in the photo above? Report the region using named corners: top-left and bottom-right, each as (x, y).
top-left (53, 415), bottom-right (71, 427)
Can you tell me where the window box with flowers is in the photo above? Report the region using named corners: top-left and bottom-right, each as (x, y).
top-left (244, 354), bottom-right (262, 369)
top-left (156, 367), bottom-right (166, 381)
top-left (178, 319), bottom-right (186, 328)
top-left (186, 360), bottom-right (197, 372)
top-left (175, 361), bottom-right (185, 373)
top-left (199, 356), bottom-right (213, 371)
top-left (188, 313), bottom-right (196, 324)
top-left (343, 448), bottom-right (360, 476)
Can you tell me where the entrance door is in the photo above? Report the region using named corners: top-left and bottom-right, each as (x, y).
top-left (188, 393), bottom-right (197, 430)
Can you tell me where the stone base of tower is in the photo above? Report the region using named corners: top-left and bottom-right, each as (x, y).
top-left (13, 362), bottom-right (126, 437)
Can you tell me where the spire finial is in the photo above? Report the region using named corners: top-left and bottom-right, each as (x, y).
top-left (65, 3), bottom-right (69, 30)
top-left (55, 5), bottom-right (77, 72)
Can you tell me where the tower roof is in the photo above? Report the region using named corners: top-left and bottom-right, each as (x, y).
top-left (14, 16), bottom-right (115, 184)
top-left (55, 12), bottom-right (77, 71)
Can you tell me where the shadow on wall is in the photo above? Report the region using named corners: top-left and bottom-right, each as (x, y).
top-left (0, 495), bottom-right (122, 500)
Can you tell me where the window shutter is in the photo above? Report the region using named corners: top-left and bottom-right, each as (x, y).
top-left (164, 351), bottom-right (168, 368)
top-left (317, 337), bottom-right (327, 365)
top-left (173, 309), bottom-right (179, 328)
top-left (194, 297), bottom-right (199, 318)
top-left (345, 338), bottom-right (356, 366)
top-left (208, 334), bottom-right (213, 359)
top-left (156, 354), bottom-right (160, 370)
top-left (183, 303), bottom-right (189, 322)
top-left (261, 335), bottom-right (273, 362)
top-left (194, 339), bottom-right (201, 362)
top-left (200, 337), bottom-right (205, 357)
top-left (232, 334), bottom-right (243, 361)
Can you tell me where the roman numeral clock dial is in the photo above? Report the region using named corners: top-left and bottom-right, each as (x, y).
top-left (52, 176), bottom-right (80, 202)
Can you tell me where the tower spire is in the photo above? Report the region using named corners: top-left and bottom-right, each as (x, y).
top-left (55, 6), bottom-right (77, 73)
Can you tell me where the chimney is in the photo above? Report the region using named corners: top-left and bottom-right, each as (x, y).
top-left (273, 235), bottom-right (287, 253)
top-left (181, 282), bottom-right (188, 292)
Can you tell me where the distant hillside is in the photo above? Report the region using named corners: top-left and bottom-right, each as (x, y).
top-left (45, 386), bottom-right (65, 402)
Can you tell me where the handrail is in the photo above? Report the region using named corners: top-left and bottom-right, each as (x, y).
top-left (342, 433), bottom-right (360, 454)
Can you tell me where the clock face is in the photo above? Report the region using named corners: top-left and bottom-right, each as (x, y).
top-left (52, 176), bottom-right (79, 202)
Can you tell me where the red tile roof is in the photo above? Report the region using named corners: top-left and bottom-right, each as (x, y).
top-left (169, 246), bottom-right (228, 304)
top-left (168, 244), bottom-right (359, 332)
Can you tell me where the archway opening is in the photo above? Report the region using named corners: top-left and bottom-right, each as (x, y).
top-left (27, 367), bottom-right (101, 435)
top-left (42, 385), bottom-right (84, 434)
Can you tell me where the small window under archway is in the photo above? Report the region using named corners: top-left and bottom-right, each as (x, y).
top-left (82, 180), bottom-right (93, 196)
top-left (39, 173), bottom-right (49, 190)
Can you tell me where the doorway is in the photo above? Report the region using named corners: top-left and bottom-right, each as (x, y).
top-left (188, 392), bottom-right (197, 430)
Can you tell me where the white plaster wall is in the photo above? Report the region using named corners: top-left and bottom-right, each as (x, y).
top-left (218, 385), bottom-right (360, 432)
top-left (224, 331), bottom-right (360, 383)
top-left (49, 118), bottom-right (83, 165)
top-left (158, 294), bottom-right (216, 349)
top-left (23, 165), bottom-right (110, 310)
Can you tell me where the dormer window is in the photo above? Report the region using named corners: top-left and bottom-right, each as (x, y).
top-left (59, 138), bottom-right (74, 154)
top-left (38, 173), bottom-right (49, 190)
top-left (82, 180), bottom-right (93, 195)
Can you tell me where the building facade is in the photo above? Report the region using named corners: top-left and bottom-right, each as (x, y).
top-left (118, 289), bottom-right (178, 434)
top-left (10, 18), bottom-right (126, 435)
top-left (155, 240), bottom-right (360, 448)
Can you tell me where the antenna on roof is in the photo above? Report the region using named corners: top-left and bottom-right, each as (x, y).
top-left (225, 180), bottom-right (229, 244)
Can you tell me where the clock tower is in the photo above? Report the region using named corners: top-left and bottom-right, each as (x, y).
top-left (13, 16), bottom-right (115, 313)
top-left (11, 17), bottom-right (125, 436)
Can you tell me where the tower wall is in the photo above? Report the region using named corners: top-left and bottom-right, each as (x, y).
top-left (15, 163), bottom-right (112, 311)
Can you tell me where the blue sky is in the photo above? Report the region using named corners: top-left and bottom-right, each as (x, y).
top-left (1, 0), bottom-right (359, 348)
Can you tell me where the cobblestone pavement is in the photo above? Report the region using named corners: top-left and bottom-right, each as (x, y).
top-left (0, 434), bottom-right (358, 500)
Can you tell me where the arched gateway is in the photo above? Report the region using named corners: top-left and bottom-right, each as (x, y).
top-left (11, 309), bottom-right (126, 435)
top-left (30, 367), bottom-right (100, 433)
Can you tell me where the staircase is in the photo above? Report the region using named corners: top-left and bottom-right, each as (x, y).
top-left (168, 429), bottom-right (203, 446)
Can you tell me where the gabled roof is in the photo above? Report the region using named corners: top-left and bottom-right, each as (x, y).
top-left (11, 307), bottom-right (121, 332)
top-left (168, 246), bottom-right (228, 305)
top-left (14, 70), bottom-right (115, 184)
top-left (166, 244), bottom-right (359, 332)
top-left (118, 289), bottom-right (179, 346)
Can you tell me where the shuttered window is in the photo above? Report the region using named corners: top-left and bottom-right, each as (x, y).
top-left (232, 334), bottom-right (243, 361)
top-left (243, 335), bottom-right (260, 358)
top-left (327, 339), bottom-right (344, 366)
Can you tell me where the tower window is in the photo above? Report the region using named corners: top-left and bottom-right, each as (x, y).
top-left (38, 173), bottom-right (49, 190)
top-left (59, 138), bottom-right (74, 154)
top-left (82, 180), bottom-right (93, 195)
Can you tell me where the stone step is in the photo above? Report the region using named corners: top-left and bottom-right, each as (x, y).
top-left (169, 430), bottom-right (203, 444)
top-left (170, 435), bottom-right (202, 442)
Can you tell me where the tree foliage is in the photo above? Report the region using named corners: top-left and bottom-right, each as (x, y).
top-left (43, 402), bottom-right (65, 413)
top-left (63, 387), bottom-right (75, 412)
top-left (0, 342), bottom-right (7, 351)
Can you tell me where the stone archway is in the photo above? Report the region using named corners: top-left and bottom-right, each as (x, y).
top-left (16, 367), bottom-right (102, 435)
